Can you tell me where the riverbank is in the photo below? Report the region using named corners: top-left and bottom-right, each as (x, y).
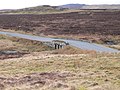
top-left (0, 34), bottom-right (53, 59)
top-left (0, 31), bottom-right (119, 52)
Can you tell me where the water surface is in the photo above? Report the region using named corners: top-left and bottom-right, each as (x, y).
top-left (0, 31), bottom-right (119, 52)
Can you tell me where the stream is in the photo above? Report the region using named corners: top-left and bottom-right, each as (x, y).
top-left (0, 31), bottom-right (119, 53)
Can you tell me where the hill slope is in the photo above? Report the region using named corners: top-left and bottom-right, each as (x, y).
top-left (59, 4), bottom-right (120, 9)
top-left (81, 4), bottom-right (120, 9)
top-left (1, 4), bottom-right (120, 14)
top-left (59, 4), bottom-right (86, 9)
top-left (0, 5), bottom-right (68, 14)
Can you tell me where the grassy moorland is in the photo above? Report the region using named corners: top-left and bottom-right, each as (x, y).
top-left (0, 48), bottom-right (120, 90)
top-left (0, 9), bottom-right (120, 90)
top-left (0, 34), bottom-right (120, 90)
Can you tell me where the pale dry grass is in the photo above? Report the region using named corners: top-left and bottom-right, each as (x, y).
top-left (52, 46), bottom-right (96, 54)
top-left (0, 39), bottom-right (16, 50)
top-left (0, 52), bottom-right (119, 90)
top-left (0, 34), bottom-right (120, 90)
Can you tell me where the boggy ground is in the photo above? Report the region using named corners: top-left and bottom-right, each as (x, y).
top-left (0, 51), bottom-right (119, 90)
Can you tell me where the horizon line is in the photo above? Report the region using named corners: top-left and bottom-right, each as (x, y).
top-left (0, 3), bottom-right (120, 10)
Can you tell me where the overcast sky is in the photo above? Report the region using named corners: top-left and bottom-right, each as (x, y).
top-left (0, 0), bottom-right (120, 9)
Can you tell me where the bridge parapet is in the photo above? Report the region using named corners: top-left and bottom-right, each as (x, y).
top-left (52, 40), bottom-right (69, 49)
top-left (43, 40), bottom-right (69, 49)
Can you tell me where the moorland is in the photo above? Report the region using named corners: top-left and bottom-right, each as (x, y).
top-left (0, 5), bottom-right (120, 90)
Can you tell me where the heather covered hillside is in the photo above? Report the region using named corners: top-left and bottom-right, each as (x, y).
top-left (0, 10), bottom-right (120, 44)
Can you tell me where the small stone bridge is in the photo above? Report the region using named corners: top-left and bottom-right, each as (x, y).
top-left (43, 40), bottom-right (69, 49)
